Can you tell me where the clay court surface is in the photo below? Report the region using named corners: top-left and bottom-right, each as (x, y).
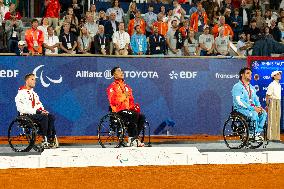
top-left (0, 164), bottom-right (283, 189)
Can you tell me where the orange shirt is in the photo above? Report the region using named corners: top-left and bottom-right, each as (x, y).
top-left (152, 21), bottom-right (168, 37)
top-left (25, 28), bottom-right (44, 54)
top-left (190, 11), bottom-right (208, 32)
top-left (179, 26), bottom-right (189, 38)
top-left (128, 18), bottom-right (146, 36)
top-left (107, 80), bottom-right (135, 113)
top-left (212, 24), bottom-right (234, 38)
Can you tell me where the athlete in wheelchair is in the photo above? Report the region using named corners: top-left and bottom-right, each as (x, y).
top-left (8, 73), bottom-right (58, 152)
top-left (223, 67), bottom-right (268, 149)
top-left (97, 67), bottom-right (149, 148)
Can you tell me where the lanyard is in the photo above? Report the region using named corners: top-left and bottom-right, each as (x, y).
top-left (64, 33), bottom-right (71, 43)
top-left (154, 35), bottom-right (160, 43)
top-left (241, 80), bottom-right (252, 100)
top-left (99, 35), bottom-right (105, 45)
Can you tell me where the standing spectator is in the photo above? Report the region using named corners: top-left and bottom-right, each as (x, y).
top-left (166, 19), bottom-right (184, 56)
top-left (90, 4), bottom-right (99, 23)
top-left (199, 25), bottom-right (214, 56)
top-left (38, 17), bottom-right (49, 39)
top-left (59, 22), bottom-right (77, 54)
top-left (237, 32), bottom-right (253, 56)
top-left (4, 3), bottom-right (21, 20)
top-left (43, 26), bottom-right (60, 55)
top-left (159, 5), bottom-right (167, 19)
top-left (130, 25), bottom-right (147, 55)
top-left (106, 0), bottom-right (124, 23)
top-left (184, 29), bottom-right (199, 56)
top-left (212, 16), bottom-right (234, 39)
top-left (72, 0), bottom-right (83, 21)
top-left (149, 25), bottom-right (166, 55)
top-left (209, 5), bottom-right (221, 27)
top-left (61, 15), bottom-right (79, 36)
top-left (5, 11), bottom-right (23, 53)
top-left (93, 25), bottom-right (111, 55)
top-left (144, 4), bottom-right (157, 37)
top-left (25, 19), bottom-right (44, 55)
top-left (84, 11), bottom-right (98, 38)
top-left (264, 9), bottom-right (273, 27)
top-left (45, 0), bottom-right (61, 29)
top-left (239, 0), bottom-right (251, 33)
top-left (128, 10), bottom-right (146, 36)
top-left (164, 9), bottom-right (175, 29)
top-left (190, 2), bottom-right (208, 37)
top-left (278, 16), bottom-right (284, 41)
top-left (104, 11), bottom-right (119, 39)
top-left (255, 9), bottom-right (265, 31)
top-left (246, 19), bottom-right (261, 42)
top-left (0, 0), bottom-right (9, 24)
top-left (77, 26), bottom-right (92, 54)
top-left (230, 8), bottom-right (243, 41)
top-left (172, 0), bottom-right (186, 21)
top-left (113, 22), bottom-right (130, 55)
top-left (152, 13), bottom-right (168, 37)
top-left (221, 0), bottom-right (233, 14)
top-left (214, 28), bottom-right (230, 55)
top-left (125, 1), bottom-right (137, 31)
top-left (270, 19), bottom-right (282, 42)
top-left (98, 10), bottom-right (108, 26)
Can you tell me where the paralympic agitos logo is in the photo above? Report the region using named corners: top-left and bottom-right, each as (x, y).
top-left (33, 65), bottom-right (63, 88)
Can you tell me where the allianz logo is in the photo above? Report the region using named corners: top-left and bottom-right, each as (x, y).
top-left (215, 73), bottom-right (239, 79)
top-left (0, 70), bottom-right (19, 77)
top-left (76, 70), bottom-right (159, 79)
top-left (169, 71), bottom-right (197, 79)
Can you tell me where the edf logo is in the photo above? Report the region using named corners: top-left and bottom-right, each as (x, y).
top-left (169, 71), bottom-right (197, 79)
top-left (0, 70), bottom-right (19, 77)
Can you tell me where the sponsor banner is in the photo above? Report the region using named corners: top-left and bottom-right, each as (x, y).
top-left (0, 56), bottom-right (245, 136)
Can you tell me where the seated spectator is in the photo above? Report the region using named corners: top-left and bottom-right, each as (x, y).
top-left (166, 19), bottom-right (184, 56)
top-left (164, 9), bottom-right (175, 29)
top-left (199, 25), bottom-right (215, 56)
top-left (4, 2), bottom-right (21, 20)
top-left (104, 11), bottom-right (119, 39)
top-left (72, 0), bottom-right (83, 21)
top-left (263, 26), bottom-right (274, 39)
top-left (45, 0), bottom-right (61, 29)
top-left (43, 26), bottom-right (60, 55)
top-left (144, 4), bottom-right (157, 37)
top-left (237, 32), bottom-right (253, 56)
top-left (264, 9), bottom-right (273, 27)
top-left (149, 25), bottom-right (166, 55)
top-left (214, 28), bottom-right (230, 56)
top-left (179, 19), bottom-right (190, 39)
top-left (221, 0), bottom-right (233, 15)
top-left (130, 25), bottom-right (147, 55)
top-left (15, 40), bottom-right (29, 56)
top-left (172, 0), bottom-right (186, 21)
top-left (61, 15), bottom-right (80, 36)
top-left (255, 9), bottom-right (265, 31)
top-left (106, 0), bottom-right (124, 23)
top-left (84, 11), bottom-right (98, 38)
top-left (93, 25), bottom-right (111, 55)
top-left (38, 17), bottom-right (49, 39)
top-left (128, 10), bottom-right (146, 36)
top-left (25, 19), bottom-right (44, 55)
top-left (90, 4), bottom-right (99, 23)
top-left (66, 7), bottom-right (79, 26)
top-left (246, 19), bottom-right (261, 42)
top-left (224, 8), bottom-right (232, 26)
top-left (59, 22), bottom-right (77, 54)
top-left (212, 16), bottom-right (234, 39)
top-left (184, 29), bottom-right (199, 56)
top-left (277, 9), bottom-right (284, 23)
top-left (270, 19), bottom-right (282, 42)
top-left (190, 2), bottom-right (208, 35)
top-left (152, 13), bottom-right (168, 37)
top-left (5, 11), bottom-right (23, 53)
top-left (278, 16), bottom-right (284, 41)
top-left (159, 5), bottom-right (167, 19)
top-left (98, 10), bottom-right (108, 26)
top-left (77, 26), bottom-right (92, 54)
top-left (113, 22), bottom-right (130, 55)
top-left (230, 8), bottom-right (243, 41)
top-left (209, 5), bottom-right (221, 27)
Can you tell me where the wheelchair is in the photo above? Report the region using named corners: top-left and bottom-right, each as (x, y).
top-left (223, 109), bottom-right (268, 149)
top-left (97, 110), bottom-right (151, 148)
top-left (7, 114), bottom-right (58, 152)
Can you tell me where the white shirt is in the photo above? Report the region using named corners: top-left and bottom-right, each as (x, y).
top-left (237, 40), bottom-right (246, 56)
top-left (44, 35), bottom-right (59, 55)
top-left (15, 87), bottom-right (45, 115)
top-left (112, 31), bottom-right (130, 49)
top-left (0, 4), bottom-right (9, 25)
top-left (267, 80), bottom-right (281, 100)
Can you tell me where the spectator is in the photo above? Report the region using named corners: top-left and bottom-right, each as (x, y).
top-left (264, 26), bottom-right (274, 39)
top-left (264, 9), bottom-right (273, 27)
top-left (84, 11), bottom-right (98, 38)
top-left (179, 19), bottom-right (190, 39)
top-left (164, 9), bottom-right (175, 29)
top-left (230, 8), bottom-right (243, 41)
top-left (93, 25), bottom-right (111, 55)
top-left (144, 4), bottom-right (157, 37)
top-left (199, 25), bottom-right (215, 56)
top-left (25, 19), bottom-right (44, 55)
top-left (66, 7), bottom-right (79, 26)
top-left (184, 29), bottom-right (199, 56)
top-left (214, 28), bottom-right (230, 55)
top-left (209, 5), bottom-right (221, 27)
top-left (61, 15), bottom-right (79, 36)
top-left (0, 0), bottom-right (9, 25)
top-left (113, 22), bottom-right (130, 55)
top-left (166, 19), bottom-right (184, 56)
top-left (277, 16), bottom-right (284, 41)
top-left (130, 25), bottom-right (147, 55)
top-left (4, 3), bottom-right (21, 20)
top-left (90, 4), bottom-right (99, 23)
top-left (212, 16), bottom-right (234, 39)
top-left (104, 11), bottom-right (119, 39)
top-left (5, 11), bottom-right (23, 53)
top-left (237, 32), bottom-right (253, 56)
top-left (152, 13), bottom-right (168, 37)
top-left (172, 0), bottom-right (186, 21)
top-left (106, 0), bottom-right (124, 23)
top-left (38, 17), bottom-right (49, 39)
top-left (190, 2), bottom-right (208, 36)
top-left (205, 0), bottom-right (220, 20)
top-left (72, 0), bottom-right (83, 21)
top-left (224, 8), bottom-right (232, 26)
top-left (277, 9), bottom-right (284, 23)
top-left (98, 10), bottom-right (108, 26)
top-left (149, 25), bottom-right (166, 55)
top-left (15, 40), bottom-right (29, 56)
top-left (59, 22), bottom-right (77, 54)
top-left (255, 9), bottom-right (265, 31)
top-left (251, 0), bottom-right (261, 16)
top-left (239, 0), bottom-right (251, 32)
top-left (159, 5), bottom-right (167, 19)
top-left (246, 18), bottom-right (261, 42)
top-left (43, 26), bottom-right (60, 55)
top-left (221, 0), bottom-right (233, 15)
top-left (45, 0), bottom-right (61, 29)
top-left (270, 19), bottom-right (282, 42)
top-left (125, 1), bottom-right (137, 30)
top-left (252, 34), bottom-right (284, 56)
top-left (77, 26), bottom-right (92, 54)
top-left (270, 0), bottom-right (281, 11)
top-left (128, 10), bottom-right (146, 36)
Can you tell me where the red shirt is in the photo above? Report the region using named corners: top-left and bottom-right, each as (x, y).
top-left (107, 80), bottom-right (135, 113)
top-left (45, 0), bottom-right (61, 18)
top-left (4, 11), bottom-right (22, 20)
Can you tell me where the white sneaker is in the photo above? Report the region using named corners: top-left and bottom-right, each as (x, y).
top-left (127, 137), bottom-right (134, 147)
top-left (255, 134), bottom-right (264, 141)
top-left (137, 139), bottom-right (145, 147)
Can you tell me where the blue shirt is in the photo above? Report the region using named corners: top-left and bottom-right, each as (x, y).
top-left (130, 34), bottom-right (147, 55)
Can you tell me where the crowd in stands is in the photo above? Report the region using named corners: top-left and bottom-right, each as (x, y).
top-left (0, 0), bottom-right (284, 56)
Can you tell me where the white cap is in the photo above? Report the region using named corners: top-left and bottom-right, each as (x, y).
top-left (18, 41), bottom-right (26, 46)
top-left (271, 70), bottom-right (282, 77)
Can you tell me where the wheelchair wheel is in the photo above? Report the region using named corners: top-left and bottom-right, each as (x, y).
top-left (8, 116), bottom-right (36, 152)
top-left (223, 115), bottom-right (249, 149)
top-left (98, 113), bottom-right (125, 148)
top-left (32, 126), bottom-right (44, 152)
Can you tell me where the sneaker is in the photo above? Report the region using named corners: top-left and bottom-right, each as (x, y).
top-left (136, 139), bottom-right (145, 147)
top-left (127, 137), bottom-right (134, 147)
top-left (41, 141), bottom-right (50, 149)
top-left (255, 135), bottom-right (264, 141)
